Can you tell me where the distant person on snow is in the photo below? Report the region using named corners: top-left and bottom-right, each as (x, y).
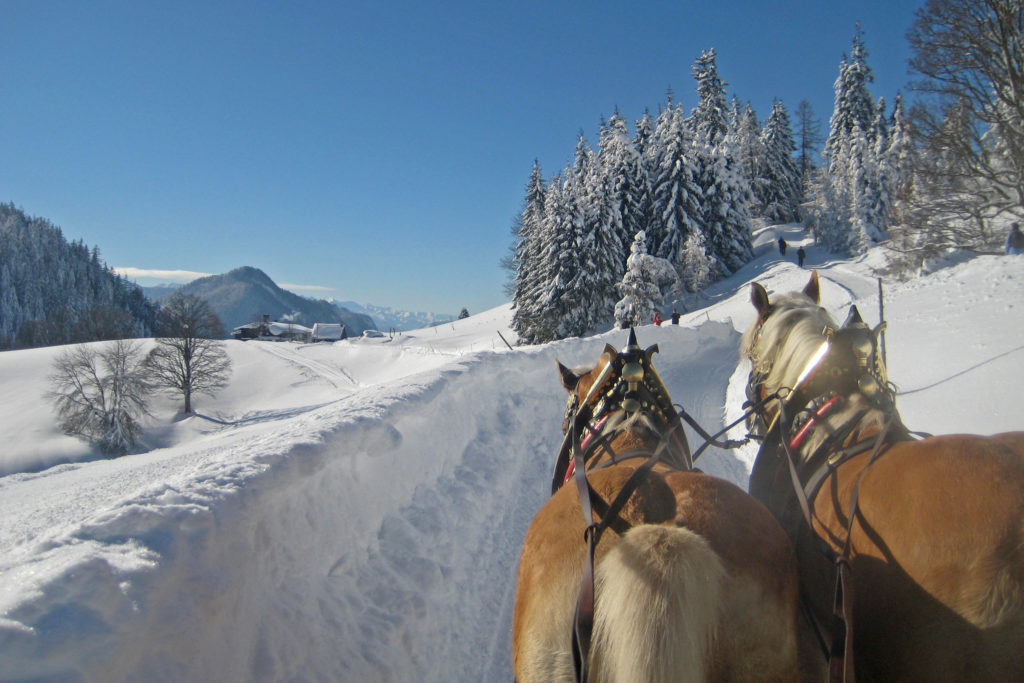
top-left (778, 237), bottom-right (787, 255)
top-left (1006, 223), bottom-right (1024, 255)
top-left (797, 246), bottom-right (806, 268)
top-left (653, 312), bottom-right (663, 326)
top-left (671, 309), bottom-right (680, 325)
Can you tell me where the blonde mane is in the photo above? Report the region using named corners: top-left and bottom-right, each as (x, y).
top-left (742, 293), bottom-right (835, 399)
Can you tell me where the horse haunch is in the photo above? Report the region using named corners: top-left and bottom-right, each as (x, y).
top-left (513, 467), bottom-right (800, 683)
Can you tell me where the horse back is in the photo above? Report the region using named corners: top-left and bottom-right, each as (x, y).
top-left (513, 465), bottom-right (799, 682)
top-left (808, 431), bottom-right (1024, 680)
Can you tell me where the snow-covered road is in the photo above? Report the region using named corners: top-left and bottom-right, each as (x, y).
top-left (2, 239), bottom-right (1023, 681)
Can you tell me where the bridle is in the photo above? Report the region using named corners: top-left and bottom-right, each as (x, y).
top-left (744, 302), bottom-right (907, 683)
top-left (558, 330), bottom-right (695, 683)
top-left (744, 303), bottom-right (898, 456)
top-left (552, 332), bottom-right (692, 496)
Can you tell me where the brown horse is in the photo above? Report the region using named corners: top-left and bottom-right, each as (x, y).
top-left (743, 271), bottom-right (1024, 681)
top-left (513, 331), bottom-right (800, 682)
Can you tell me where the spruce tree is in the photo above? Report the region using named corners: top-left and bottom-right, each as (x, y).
top-left (759, 100), bottom-right (802, 223)
top-left (814, 28), bottom-right (888, 254)
top-left (825, 27), bottom-right (877, 168)
top-left (690, 48), bottom-right (730, 146)
top-left (690, 49), bottom-right (754, 273)
top-left (614, 231), bottom-right (679, 329)
top-left (511, 161), bottom-right (548, 343)
top-left (648, 101), bottom-right (701, 266)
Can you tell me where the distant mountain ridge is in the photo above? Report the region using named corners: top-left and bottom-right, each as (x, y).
top-left (160, 266), bottom-right (376, 337)
top-left (335, 301), bottom-right (455, 332)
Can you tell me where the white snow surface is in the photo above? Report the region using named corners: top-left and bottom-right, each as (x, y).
top-left (1, 226), bottom-right (1022, 681)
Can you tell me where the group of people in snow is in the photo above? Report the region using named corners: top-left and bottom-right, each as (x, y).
top-left (779, 236), bottom-right (807, 267)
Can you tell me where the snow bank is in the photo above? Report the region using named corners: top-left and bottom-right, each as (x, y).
top-left (1, 233), bottom-right (1022, 681)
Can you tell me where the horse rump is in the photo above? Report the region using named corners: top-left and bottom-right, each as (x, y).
top-left (590, 524), bottom-right (725, 683)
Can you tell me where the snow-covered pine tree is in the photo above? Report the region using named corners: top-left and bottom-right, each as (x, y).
top-left (695, 138), bottom-right (756, 273)
top-left (759, 100), bottom-right (802, 223)
top-left (731, 101), bottom-right (766, 214)
top-left (870, 96), bottom-right (893, 233)
top-left (551, 151), bottom-right (595, 339)
top-left (689, 49), bottom-right (755, 274)
top-left (597, 112), bottom-right (644, 272)
top-left (825, 27), bottom-right (877, 170)
top-left (847, 121), bottom-right (881, 251)
top-left (814, 28), bottom-right (887, 254)
top-left (614, 231), bottom-right (679, 328)
top-left (578, 127), bottom-right (627, 329)
top-left (679, 229), bottom-right (717, 294)
top-left (528, 174), bottom-right (577, 343)
top-left (690, 48), bottom-right (730, 146)
top-left (885, 94), bottom-right (916, 230)
top-left (648, 100), bottom-right (702, 266)
top-left (511, 161), bottom-right (548, 344)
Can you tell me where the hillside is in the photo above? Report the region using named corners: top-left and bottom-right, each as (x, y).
top-left (0, 203), bottom-right (157, 348)
top-left (0, 228), bottom-right (1022, 680)
top-left (171, 266), bottom-right (376, 336)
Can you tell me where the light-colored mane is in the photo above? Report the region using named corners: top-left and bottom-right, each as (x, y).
top-left (742, 287), bottom-right (891, 457)
top-left (742, 293), bottom-right (835, 400)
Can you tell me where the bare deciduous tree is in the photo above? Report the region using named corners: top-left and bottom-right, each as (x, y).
top-left (795, 99), bottom-right (823, 195)
top-left (907, 0), bottom-right (1024, 244)
top-left (145, 292), bottom-right (231, 414)
top-left (47, 340), bottom-right (151, 455)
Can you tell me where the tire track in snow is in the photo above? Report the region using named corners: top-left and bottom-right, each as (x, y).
top-left (253, 342), bottom-right (360, 389)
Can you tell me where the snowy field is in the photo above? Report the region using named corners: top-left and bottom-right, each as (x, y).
top-left (1, 226), bottom-right (1022, 681)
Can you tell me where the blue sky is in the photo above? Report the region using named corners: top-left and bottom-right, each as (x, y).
top-left (1, 0), bottom-right (921, 315)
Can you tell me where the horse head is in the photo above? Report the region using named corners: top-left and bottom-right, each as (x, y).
top-left (743, 271), bottom-right (897, 447)
top-left (551, 329), bottom-right (690, 493)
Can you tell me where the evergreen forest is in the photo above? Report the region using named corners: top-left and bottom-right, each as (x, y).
top-left (510, 6), bottom-right (1024, 344)
top-left (0, 203), bottom-right (157, 349)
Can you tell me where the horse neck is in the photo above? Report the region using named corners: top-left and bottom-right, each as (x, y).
top-left (796, 393), bottom-right (895, 461)
top-left (584, 411), bottom-right (669, 470)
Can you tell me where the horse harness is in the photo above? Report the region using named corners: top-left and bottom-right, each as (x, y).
top-left (746, 306), bottom-right (913, 683)
top-left (553, 332), bottom-right (693, 683)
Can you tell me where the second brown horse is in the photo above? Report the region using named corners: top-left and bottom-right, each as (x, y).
top-left (513, 332), bottom-right (800, 682)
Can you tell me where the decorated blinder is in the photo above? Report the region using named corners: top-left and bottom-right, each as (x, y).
top-left (835, 305), bottom-right (891, 407)
top-left (552, 329), bottom-right (678, 494)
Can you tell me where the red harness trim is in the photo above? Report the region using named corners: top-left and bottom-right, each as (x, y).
top-left (789, 395), bottom-right (841, 451)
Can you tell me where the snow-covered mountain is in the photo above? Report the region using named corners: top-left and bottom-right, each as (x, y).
top-left (1, 227), bottom-right (1022, 681)
top-left (156, 266), bottom-right (377, 336)
top-left (335, 300), bottom-right (456, 331)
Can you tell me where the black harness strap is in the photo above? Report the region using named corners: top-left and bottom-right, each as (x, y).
top-left (569, 412), bottom-right (686, 683)
top-left (828, 418), bottom-right (894, 683)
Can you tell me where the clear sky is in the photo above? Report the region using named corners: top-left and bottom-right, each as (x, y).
top-left (1, 0), bottom-right (922, 315)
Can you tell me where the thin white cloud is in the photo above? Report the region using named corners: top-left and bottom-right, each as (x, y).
top-left (114, 267), bottom-right (334, 293)
top-left (281, 283), bottom-right (335, 293)
top-left (114, 267), bottom-right (212, 282)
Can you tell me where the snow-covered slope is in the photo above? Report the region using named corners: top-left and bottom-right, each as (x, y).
top-left (1, 227), bottom-right (1022, 681)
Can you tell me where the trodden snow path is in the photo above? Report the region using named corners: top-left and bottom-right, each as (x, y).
top-left (1, 238), bottom-right (1023, 681)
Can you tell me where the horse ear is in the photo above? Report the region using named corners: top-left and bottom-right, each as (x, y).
top-left (843, 305), bottom-right (864, 328)
top-left (803, 271), bottom-right (820, 303)
top-left (557, 361), bottom-right (581, 392)
top-left (751, 282), bottom-right (770, 317)
top-left (603, 343), bottom-right (617, 358)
